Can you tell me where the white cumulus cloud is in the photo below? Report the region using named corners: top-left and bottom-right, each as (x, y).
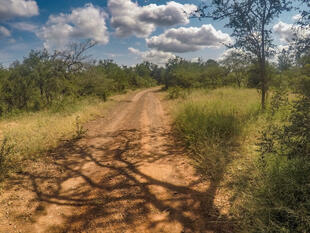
top-left (216, 47), bottom-right (260, 65)
top-left (11, 22), bottom-right (37, 32)
top-left (292, 14), bottom-right (302, 22)
top-left (273, 21), bottom-right (310, 43)
top-left (108, 0), bottom-right (196, 38)
top-left (0, 0), bottom-right (39, 21)
top-left (146, 24), bottom-right (232, 53)
top-left (0, 26), bottom-right (11, 37)
top-left (273, 21), bottom-right (295, 42)
top-left (37, 4), bottom-right (109, 49)
top-left (129, 47), bottom-right (175, 66)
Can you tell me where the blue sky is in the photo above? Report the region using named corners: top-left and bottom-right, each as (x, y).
top-left (0, 0), bottom-right (306, 66)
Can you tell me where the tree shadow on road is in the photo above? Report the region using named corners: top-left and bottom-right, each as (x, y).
top-left (6, 128), bottom-right (234, 233)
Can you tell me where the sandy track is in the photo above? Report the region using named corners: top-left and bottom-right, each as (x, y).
top-left (0, 88), bottom-right (230, 233)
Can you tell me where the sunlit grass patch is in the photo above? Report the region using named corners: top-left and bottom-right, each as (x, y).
top-left (0, 95), bottom-right (126, 179)
top-left (172, 88), bottom-right (260, 180)
top-left (171, 87), bottom-right (310, 232)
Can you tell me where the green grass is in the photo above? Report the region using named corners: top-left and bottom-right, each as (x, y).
top-left (231, 154), bottom-right (310, 233)
top-left (230, 94), bottom-right (310, 233)
top-left (173, 87), bottom-right (260, 179)
top-left (171, 87), bottom-right (310, 232)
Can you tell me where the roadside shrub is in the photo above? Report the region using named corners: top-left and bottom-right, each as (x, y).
top-left (73, 116), bottom-right (88, 140)
top-left (233, 82), bottom-right (310, 232)
top-left (268, 87), bottom-right (290, 117)
top-left (0, 138), bottom-right (14, 178)
top-left (233, 154), bottom-right (310, 233)
top-left (167, 86), bottom-right (188, 99)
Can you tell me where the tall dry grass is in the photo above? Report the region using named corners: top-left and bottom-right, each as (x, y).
top-left (172, 88), bottom-right (261, 179)
top-left (171, 87), bottom-right (310, 232)
top-left (0, 93), bottom-right (131, 179)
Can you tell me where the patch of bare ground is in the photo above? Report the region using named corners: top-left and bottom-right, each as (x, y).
top-left (0, 88), bottom-right (233, 233)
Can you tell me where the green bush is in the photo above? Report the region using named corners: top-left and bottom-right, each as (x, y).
top-left (234, 81), bottom-right (310, 232)
top-left (0, 50), bottom-right (159, 117)
top-left (233, 155), bottom-right (310, 233)
top-left (0, 138), bottom-right (14, 178)
top-left (167, 86), bottom-right (188, 99)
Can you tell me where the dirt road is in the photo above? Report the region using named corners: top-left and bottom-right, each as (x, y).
top-left (0, 88), bottom-right (229, 233)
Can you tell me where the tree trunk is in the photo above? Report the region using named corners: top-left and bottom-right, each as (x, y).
top-left (236, 73), bottom-right (241, 88)
top-left (261, 12), bottom-right (267, 110)
top-left (261, 72), bottom-right (266, 109)
top-left (260, 57), bottom-right (266, 110)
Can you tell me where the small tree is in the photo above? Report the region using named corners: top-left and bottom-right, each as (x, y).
top-left (293, 0), bottom-right (310, 57)
top-left (277, 48), bottom-right (293, 72)
top-left (195, 0), bottom-right (292, 109)
top-left (220, 50), bottom-right (249, 87)
top-left (54, 39), bottom-right (97, 78)
top-left (299, 0), bottom-right (309, 27)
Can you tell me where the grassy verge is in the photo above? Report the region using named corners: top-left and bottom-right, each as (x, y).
top-left (0, 92), bottom-right (133, 180)
top-left (172, 88), bottom-right (260, 179)
top-left (231, 153), bottom-right (310, 232)
top-left (169, 87), bottom-right (310, 232)
top-left (166, 87), bottom-right (263, 230)
top-left (230, 91), bottom-right (310, 232)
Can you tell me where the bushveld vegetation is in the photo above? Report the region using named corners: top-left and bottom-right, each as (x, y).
top-left (168, 11), bottom-right (310, 233)
top-left (165, 1), bottom-right (310, 231)
top-left (0, 37), bottom-right (242, 177)
top-left (1, 38), bottom-right (309, 232)
top-left (171, 64), bottom-right (310, 232)
top-left (0, 39), bottom-right (242, 180)
top-left (0, 0), bottom-right (309, 231)
top-left (0, 41), bottom-right (158, 116)
top-left (0, 40), bottom-right (161, 179)
top-left (0, 41), bottom-right (309, 232)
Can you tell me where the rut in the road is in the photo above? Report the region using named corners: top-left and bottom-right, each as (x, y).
top-left (0, 89), bottom-right (232, 233)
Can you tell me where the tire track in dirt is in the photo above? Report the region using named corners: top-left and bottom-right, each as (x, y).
top-left (0, 88), bottom-right (232, 233)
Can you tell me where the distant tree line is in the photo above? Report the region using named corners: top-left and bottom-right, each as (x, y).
top-left (162, 49), bottom-right (310, 94)
top-left (0, 29), bottom-right (309, 116)
top-left (0, 40), bottom-right (159, 116)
